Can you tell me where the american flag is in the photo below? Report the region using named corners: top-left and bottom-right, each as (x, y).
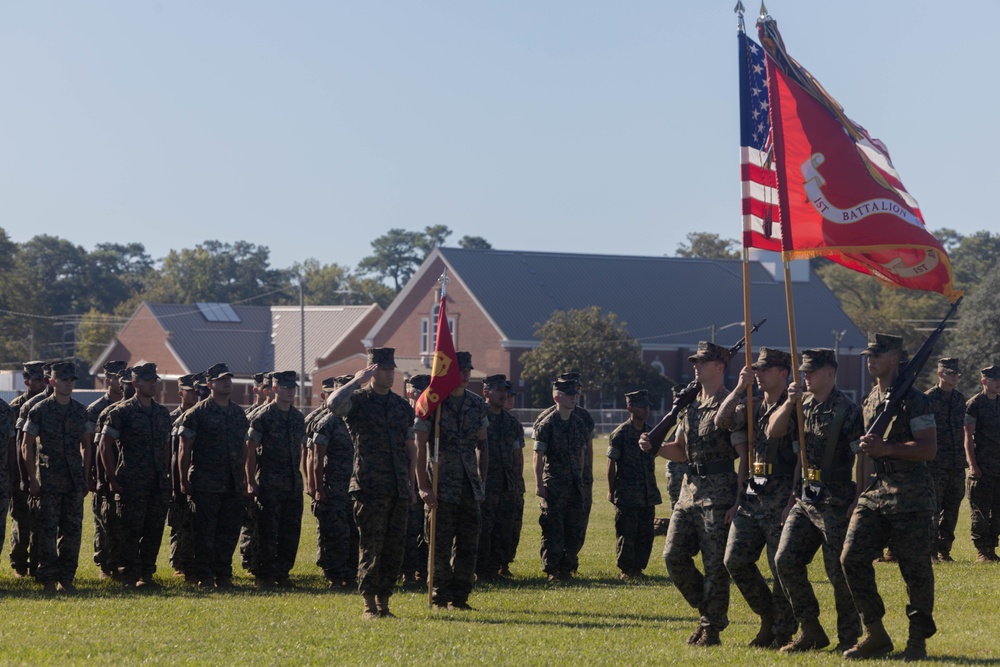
top-left (739, 30), bottom-right (781, 251)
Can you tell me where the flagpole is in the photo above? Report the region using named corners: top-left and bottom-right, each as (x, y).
top-left (742, 249), bottom-right (754, 459)
top-left (427, 405), bottom-right (441, 608)
top-left (782, 261), bottom-right (808, 478)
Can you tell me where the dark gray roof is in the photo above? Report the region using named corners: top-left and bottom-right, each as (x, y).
top-left (146, 303), bottom-right (273, 375)
top-left (438, 248), bottom-right (867, 352)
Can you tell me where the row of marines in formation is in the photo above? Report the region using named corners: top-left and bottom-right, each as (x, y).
top-left (606, 333), bottom-right (999, 663)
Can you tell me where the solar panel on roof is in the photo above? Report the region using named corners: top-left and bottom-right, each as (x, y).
top-left (196, 302), bottom-right (241, 323)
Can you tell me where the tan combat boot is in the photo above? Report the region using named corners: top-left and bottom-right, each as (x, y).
top-left (975, 548), bottom-right (998, 563)
top-left (747, 614), bottom-right (775, 648)
top-left (780, 617), bottom-right (830, 652)
top-left (362, 593), bottom-right (380, 620)
top-left (375, 593), bottom-right (395, 618)
top-left (902, 637), bottom-right (927, 662)
top-left (843, 620), bottom-right (893, 660)
top-left (694, 626), bottom-right (721, 647)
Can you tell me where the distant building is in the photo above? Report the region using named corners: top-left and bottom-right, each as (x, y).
top-left (90, 302), bottom-right (381, 408)
top-left (324, 247), bottom-right (867, 408)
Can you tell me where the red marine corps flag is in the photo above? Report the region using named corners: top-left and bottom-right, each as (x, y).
top-left (756, 13), bottom-right (961, 301)
top-left (414, 269), bottom-right (462, 420)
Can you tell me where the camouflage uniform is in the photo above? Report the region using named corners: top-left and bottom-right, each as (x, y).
top-left (925, 383), bottom-right (966, 558)
top-left (503, 418), bottom-right (527, 572)
top-left (774, 386), bottom-right (862, 645)
top-left (607, 418), bottom-right (661, 574)
top-left (536, 402), bottom-right (594, 544)
top-left (238, 401), bottom-right (267, 573)
top-left (87, 392), bottom-right (119, 575)
top-left (310, 408), bottom-right (359, 583)
top-left (167, 405), bottom-right (195, 574)
top-left (332, 386), bottom-right (415, 598)
top-left (247, 401), bottom-right (306, 581)
top-left (8, 390), bottom-right (33, 573)
top-left (723, 391), bottom-right (797, 640)
top-left (534, 408), bottom-right (590, 576)
top-left (0, 398), bottom-right (14, 559)
top-left (25, 395), bottom-right (92, 584)
top-left (179, 397), bottom-right (249, 582)
top-left (103, 394), bottom-right (172, 581)
top-left (416, 389), bottom-right (488, 605)
top-left (663, 386), bottom-right (736, 632)
top-left (477, 406), bottom-right (524, 578)
top-left (12, 387), bottom-right (52, 574)
top-left (841, 385), bottom-right (937, 641)
top-left (965, 390), bottom-right (1000, 552)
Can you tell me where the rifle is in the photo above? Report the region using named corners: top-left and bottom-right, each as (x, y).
top-left (866, 297), bottom-right (963, 439)
top-left (646, 318), bottom-right (766, 452)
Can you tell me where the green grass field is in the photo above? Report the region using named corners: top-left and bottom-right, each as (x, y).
top-left (0, 439), bottom-right (996, 666)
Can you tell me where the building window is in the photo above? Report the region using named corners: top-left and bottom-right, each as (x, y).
top-left (420, 318), bottom-right (429, 354)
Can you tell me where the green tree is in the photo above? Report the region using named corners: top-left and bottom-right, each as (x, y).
top-left (458, 235), bottom-right (492, 249)
top-left (674, 232), bottom-right (740, 259)
top-left (145, 240), bottom-right (285, 304)
top-left (357, 228), bottom-right (424, 292)
top-left (74, 308), bottom-right (124, 366)
top-left (945, 263), bottom-right (1000, 395)
top-left (416, 225), bottom-right (452, 256)
top-left (519, 307), bottom-right (673, 408)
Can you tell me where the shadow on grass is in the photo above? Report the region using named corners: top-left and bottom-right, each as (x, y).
top-left (428, 607), bottom-right (691, 629)
top-left (471, 573), bottom-right (674, 591)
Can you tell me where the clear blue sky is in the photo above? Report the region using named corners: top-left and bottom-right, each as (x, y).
top-left (1, 1), bottom-right (995, 272)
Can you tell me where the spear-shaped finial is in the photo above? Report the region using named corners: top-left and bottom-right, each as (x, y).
top-left (759, 1), bottom-right (769, 19)
top-left (438, 267), bottom-right (449, 299)
top-left (734, 0), bottom-right (745, 31)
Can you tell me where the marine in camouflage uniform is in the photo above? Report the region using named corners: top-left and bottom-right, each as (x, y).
top-left (178, 363), bottom-right (249, 588)
top-left (23, 361), bottom-right (93, 591)
top-left (770, 349), bottom-right (862, 652)
top-left (841, 333), bottom-right (938, 661)
top-left (606, 390), bottom-right (661, 579)
top-left (964, 365), bottom-right (1000, 562)
top-left (477, 374), bottom-right (524, 581)
top-left (645, 341), bottom-right (742, 647)
top-left (86, 360), bottom-right (127, 578)
top-left (535, 371), bottom-right (595, 555)
top-left (239, 372), bottom-right (271, 575)
top-left (925, 358), bottom-right (967, 561)
top-left (0, 395), bottom-right (15, 562)
top-left (327, 348), bottom-right (416, 619)
top-left (10, 362), bottom-right (52, 576)
top-left (310, 375), bottom-right (359, 588)
top-left (718, 349), bottom-right (797, 649)
top-left (167, 374), bottom-right (201, 579)
top-left (101, 363), bottom-right (172, 587)
top-left (500, 384), bottom-right (526, 576)
top-left (246, 371), bottom-right (306, 587)
top-left (534, 379), bottom-right (591, 580)
top-left (400, 374), bottom-right (431, 585)
top-left (415, 351), bottom-right (488, 608)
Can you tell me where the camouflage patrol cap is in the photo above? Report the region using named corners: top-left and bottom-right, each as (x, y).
top-left (205, 363), bottom-right (234, 381)
top-left (271, 371), bottom-right (298, 387)
top-left (50, 361), bottom-right (78, 381)
top-left (558, 372), bottom-right (581, 383)
top-left (178, 374), bottom-right (198, 391)
top-left (552, 380), bottom-right (578, 395)
top-left (103, 360), bottom-right (128, 376)
top-left (799, 349), bottom-right (837, 372)
top-left (320, 377), bottom-right (337, 391)
top-left (937, 358), bottom-right (960, 373)
top-left (118, 366), bottom-right (134, 382)
top-left (625, 390), bottom-right (650, 407)
top-left (861, 333), bottom-right (903, 356)
top-left (407, 374), bottom-right (431, 392)
top-left (456, 351), bottom-right (473, 370)
top-left (132, 362), bottom-right (159, 381)
top-left (367, 347), bottom-right (396, 369)
top-left (751, 347), bottom-right (792, 372)
top-left (484, 374), bottom-right (508, 390)
top-left (42, 361), bottom-right (55, 377)
top-left (687, 341), bottom-right (731, 364)
top-left (981, 366), bottom-right (1000, 380)
top-left (22, 361), bottom-right (46, 380)
top-left (253, 372), bottom-right (267, 386)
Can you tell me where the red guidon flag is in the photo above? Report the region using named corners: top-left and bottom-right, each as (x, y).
top-left (414, 295), bottom-right (462, 420)
top-left (758, 17), bottom-right (961, 301)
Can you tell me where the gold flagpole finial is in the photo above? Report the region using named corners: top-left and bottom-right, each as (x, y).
top-left (759, 2), bottom-right (769, 19)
